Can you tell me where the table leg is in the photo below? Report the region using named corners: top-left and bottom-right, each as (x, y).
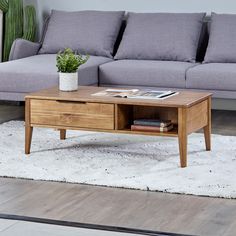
top-left (178, 108), bottom-right (188, 168)
top-left (25, 126), bottom-right (33, 154)
top-left (25, 98), bottom-right (33, 154)
top-left (204, 98), bottom-right (211, 151)
top-left (60, 129), bottom-right (66, 140)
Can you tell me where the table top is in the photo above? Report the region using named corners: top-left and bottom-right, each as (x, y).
top-left (26, 86), bottom-right (212, 108)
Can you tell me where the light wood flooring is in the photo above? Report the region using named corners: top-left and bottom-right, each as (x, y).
top-left (0, 219), bottom-right (145, 236)
top-left (0, 104), bottom-right (236, 236)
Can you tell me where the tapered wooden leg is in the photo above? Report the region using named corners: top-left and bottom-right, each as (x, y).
top-left (25, 98), bottom-right (33, 155)
top-left (204, 126), bottom-right (211, 151)
top-left (178, 108), bottom-right (188, 168)
top-left (25, 126), bottom-right (33, 154)
top-left (204, 98), bottom-right (211, 151)
top-left (60, 129), bottom-right (66, 140)
top-left (178, 132), bottom-right (188, 168)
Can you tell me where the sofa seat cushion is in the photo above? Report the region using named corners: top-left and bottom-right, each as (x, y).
top-left (186, 63), bottom-right (236, 91)
top-left (0, 54), bottom-right (112, 93)
top-left (99, 60), bottom-right (196, 88)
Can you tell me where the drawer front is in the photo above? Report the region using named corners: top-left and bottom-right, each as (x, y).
top-left (30, 99), bottom-right (114, 130)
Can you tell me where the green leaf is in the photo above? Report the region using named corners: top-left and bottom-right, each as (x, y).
top-left (56, 48), bottom-right (89, 73)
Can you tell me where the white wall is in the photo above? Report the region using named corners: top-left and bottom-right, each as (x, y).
top-left (36, 0), bottom-right (236, 38)
top-left (37, 0), bottom-right (236, 13)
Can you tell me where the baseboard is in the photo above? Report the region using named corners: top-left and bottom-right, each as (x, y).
top-left (212, 98), bottom-right (236, 110)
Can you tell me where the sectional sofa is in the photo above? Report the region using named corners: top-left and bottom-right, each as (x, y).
top-left (0, 10), bottom-right (236, 102)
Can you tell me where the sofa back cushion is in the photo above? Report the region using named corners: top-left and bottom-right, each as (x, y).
top-left (115, 12), bottom-right (206, 62)
top-left (39, 10), bottom-right (125, 58)
top-left (204, 13), bottom-right (236, 63)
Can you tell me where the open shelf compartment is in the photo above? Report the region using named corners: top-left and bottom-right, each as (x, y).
top-left (115, 104), bottom-right (178, 137)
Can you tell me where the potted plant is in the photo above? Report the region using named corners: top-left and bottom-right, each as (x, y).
top-left (56, 48), bottom-right (89, 91)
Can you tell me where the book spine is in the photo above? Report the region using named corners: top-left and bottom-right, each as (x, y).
top-left (133, 121), bottom-right (170, 128)
top-left (131, 124), bottom-right (173, 132)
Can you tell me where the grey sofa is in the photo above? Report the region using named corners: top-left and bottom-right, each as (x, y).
top-left (0, 11), bottom-right (236, 101)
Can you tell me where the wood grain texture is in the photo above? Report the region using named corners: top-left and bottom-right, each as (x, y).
top-left (25, 98), bottom-right (33, 155)
top-left (133, 106), bottom-right (178, 124)
top-left (60, 130), bottom-right (66, 140)
top-left (30, 100), bottom-right (115, 130)
top-left (32, 124), bottom-right (179, 137)
top-left (25, 87), bottom-right (212, 167)
top-left (115, 104), bottom-right (133, 130)
top-left (186, 100), bottom-right (208, 134)
top-left (25, 86), bottom-right (212, 108)
top-left (178, 108), bottom-right (188, 168)
top-left (204, 97), bottom-right (212, 151)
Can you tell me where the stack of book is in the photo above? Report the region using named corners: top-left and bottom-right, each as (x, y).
top-left (131, 119), bottom-right (174, 132)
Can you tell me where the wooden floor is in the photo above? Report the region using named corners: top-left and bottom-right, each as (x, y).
top-left (0, 104), bottom-right (236, 236)
top-left (0, 219), bottom-right (143, 236)
top-left (0, 178), bottom-right (236, 236)
top-left (0, 104), bottom-right (24, 124)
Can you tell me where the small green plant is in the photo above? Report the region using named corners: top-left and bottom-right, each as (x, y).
top-left (56, 48), bottom-right (89, 73)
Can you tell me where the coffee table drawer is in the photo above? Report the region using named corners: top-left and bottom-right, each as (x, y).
top-left (30, 100), bottom-right (114, 130)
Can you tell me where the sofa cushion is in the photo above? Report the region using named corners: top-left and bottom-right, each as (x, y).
top-left (204, 13), bottom-right (236, 63)
top-left (186, 63), bottom-right (236, 91)
top-left (115, 12), bottom-right (205, 62)
top-left (99, 60), bottom-right (196, 88)
top-left (0, 54), bottom-right (112, 93)
top-left (39, 10), bottom-right (124, 58)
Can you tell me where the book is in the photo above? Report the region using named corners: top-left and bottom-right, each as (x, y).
top-left (92, 89), bottom-right (178, 100)
top-left (133, 119), bottom-right (172, 128)
top-left (131, 124), bottom-right (174, 132)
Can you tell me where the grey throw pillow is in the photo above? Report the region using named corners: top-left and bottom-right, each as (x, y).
top-left (204, 13), bottom-right (236, 63)
top-left (39, 10), bottom-right (125, 58)
top-left (115, 12), bottom-right (206, 62)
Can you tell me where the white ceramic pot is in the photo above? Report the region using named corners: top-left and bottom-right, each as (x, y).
top-left (59, 72), bottom-right (78, 91)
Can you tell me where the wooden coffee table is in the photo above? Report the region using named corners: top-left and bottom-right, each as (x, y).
top-left (25, 86), bottom-right (212, 168)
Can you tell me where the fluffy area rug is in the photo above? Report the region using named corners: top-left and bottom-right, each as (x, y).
top-left (0, 121), bottom-right (236, 198)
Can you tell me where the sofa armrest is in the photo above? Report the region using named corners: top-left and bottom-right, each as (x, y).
top-left (9, 39), bottom-right (41, 61)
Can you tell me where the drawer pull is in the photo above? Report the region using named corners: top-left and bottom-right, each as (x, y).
top-left (56, 100), bottom-right (87, 104)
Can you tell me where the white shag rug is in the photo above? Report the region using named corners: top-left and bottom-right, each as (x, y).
top-left (0, 121), bottom-right (236, 199)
